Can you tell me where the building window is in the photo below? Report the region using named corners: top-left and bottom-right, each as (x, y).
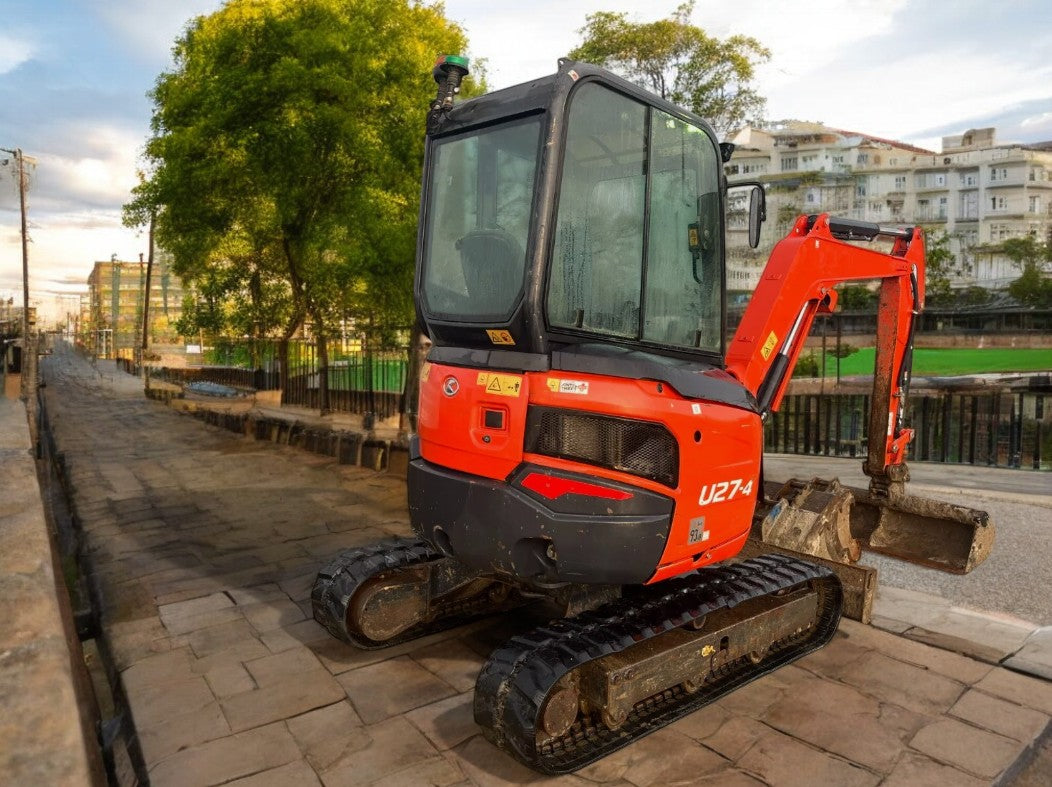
top-left (781, 156), bottom-right (798, 171)
top-left (989, 166), bottom-right (1008, 181)
top-left (894, 175), bottom-right (906, 190)
top-left (990, 195), bottom-right (1007, 211)
top-left (961, 172), bottom-right (977, 187)
top-left (856, 153), bottom-right (869, 165)
top-left (1030, 195), bottom-right (1042, 214)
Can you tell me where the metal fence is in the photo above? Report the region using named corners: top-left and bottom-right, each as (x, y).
top-left (765, 392), bottom-right (1050, 470)
top-left (282, 348), bottom-right (409, 420)
top-left (146, 364), bottom-right (280, 391)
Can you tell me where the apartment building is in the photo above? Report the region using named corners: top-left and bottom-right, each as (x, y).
top-left (725, 123), bottom-right (1052, 292)
top-left (85, 253), bottom-right (185, 359)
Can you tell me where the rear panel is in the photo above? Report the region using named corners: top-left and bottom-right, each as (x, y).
top-left (416, 361), bottom-right (762, 583)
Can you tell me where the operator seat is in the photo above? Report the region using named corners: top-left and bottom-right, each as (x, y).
top-left (456, 228), bottom-right (524, 307)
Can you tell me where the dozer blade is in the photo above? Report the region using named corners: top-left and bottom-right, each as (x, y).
top-left (759, 477), bottom-right (994, 574)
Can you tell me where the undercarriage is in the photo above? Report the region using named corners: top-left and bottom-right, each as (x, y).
top-left (312, 537), bottom-right (842, 773)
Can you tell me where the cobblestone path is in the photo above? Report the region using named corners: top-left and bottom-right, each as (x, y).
top-left (39, 345), bottom-right (1052, 786)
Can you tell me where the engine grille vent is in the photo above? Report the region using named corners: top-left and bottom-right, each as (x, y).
top-left (525, 407), bottom-right (679, 488)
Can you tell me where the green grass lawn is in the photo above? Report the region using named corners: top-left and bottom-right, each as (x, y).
top-left (819, 347), bottom-right (1052, 377)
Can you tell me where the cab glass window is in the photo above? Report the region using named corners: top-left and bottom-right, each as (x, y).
top-left (547, 83), bottom-right (722, 352)
top-left (422, 118), bottom-right (541, 321)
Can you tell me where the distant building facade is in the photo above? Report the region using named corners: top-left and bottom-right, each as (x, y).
top-left (85, 253), bottom-right (186, 359)
top-left (725, 123), bottom-right (1052, 292)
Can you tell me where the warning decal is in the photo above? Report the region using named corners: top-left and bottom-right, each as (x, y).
top-left (476, 373), bottom-right (522, 398)
top-left (546, 378), bottom-right (589, 395)
top-left (760, 331), bottom-right (778, 361)
top-left (486, 329), bottom-right (516, 345)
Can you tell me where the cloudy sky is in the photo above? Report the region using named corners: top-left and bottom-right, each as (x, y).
top-left (2, 0), bottom-right (1051, 320)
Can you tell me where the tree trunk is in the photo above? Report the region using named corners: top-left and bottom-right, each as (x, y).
top-left (315, 320), bottom-right (330, 416)
top-left (278, 339), bottom-right (289, 402)
top-left (400, 322), bottom-right (425, 437)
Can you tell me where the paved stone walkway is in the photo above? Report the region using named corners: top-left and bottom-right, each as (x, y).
top-left (0, 392), bottom-right (102, 784)
top-left (39, 346), bottom-right (1052, 786)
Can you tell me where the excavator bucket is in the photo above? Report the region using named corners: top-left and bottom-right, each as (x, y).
top-left (746, 475), bottom-right (995, 623)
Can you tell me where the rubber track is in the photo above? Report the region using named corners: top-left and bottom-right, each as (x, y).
top-left (312, 536), bottom-right (449, 649)
top-left (474, 553), bottom-right (843, 774)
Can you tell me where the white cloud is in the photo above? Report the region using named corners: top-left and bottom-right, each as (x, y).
top-left (36, 125), bottom-right (142, 207)
top-left (0, 34), bottom-right (34, 74)
top-left (0, 207), bottom-right (146, 296)
top-left (82, 0), bottom-right (223, 67)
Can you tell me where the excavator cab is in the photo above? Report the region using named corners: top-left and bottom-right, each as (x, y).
top-left (417, 60), bottom-right (728, 360)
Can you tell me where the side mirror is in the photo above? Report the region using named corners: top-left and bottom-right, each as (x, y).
top-left (747, 184), bottom-right (766, 249)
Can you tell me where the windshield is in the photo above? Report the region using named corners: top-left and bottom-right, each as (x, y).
top-left (547, 83), bottom-right (723, 352)
top-left (421, 117), bottom-right (542, 321)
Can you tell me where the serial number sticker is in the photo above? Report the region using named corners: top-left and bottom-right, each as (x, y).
top-left (476, 372), bottom-right (522, 397)
top-left (688, 516), bottom-right (709, 544)
top-left (760, 331), bottom-right (778, 361)
top-left (420, 362), bottom-right (431, 382)
top-left (547, 378), bottom-right (589, 395)
top-left (486, 329), bottom-right (516, 345)
top-left (691, 403), bottom-right (702, 415)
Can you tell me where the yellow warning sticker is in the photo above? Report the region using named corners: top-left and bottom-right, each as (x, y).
top-left (760, 331), bottom-right (778, 361)
top-left (486, 329), bottom-right (516, 346)
top-left (476, 373), bottom-right (522, 397)
top-left (420, 362), bottom-right (431, 382)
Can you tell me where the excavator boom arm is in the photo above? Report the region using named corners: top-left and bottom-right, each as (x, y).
top-left (725, 213), bottom-right (925, 483)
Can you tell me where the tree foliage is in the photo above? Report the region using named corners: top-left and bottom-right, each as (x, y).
top-left (1004, 235), bottom-right (1052, 306)
top-left (124, 0), bottom-right (475, 407)
top-left (837, 284), bottom-right (877, 311)
top-left (568, 2), bottom-right (770, 135)
top-left (923, 230), bottom-right (961, 305)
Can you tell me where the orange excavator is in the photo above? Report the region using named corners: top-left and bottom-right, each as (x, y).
top-left (313, 57), bottom-right (993, 773)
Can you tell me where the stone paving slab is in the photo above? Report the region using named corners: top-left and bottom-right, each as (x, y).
top-left (36, 347), bottom-right (1052, 785)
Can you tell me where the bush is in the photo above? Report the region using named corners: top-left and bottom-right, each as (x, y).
top-left (792, 352), bottom-right (820, 377)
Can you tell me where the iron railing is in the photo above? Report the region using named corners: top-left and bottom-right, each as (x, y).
top-left (281, 348), bottom-right (408, 420)
top-left (765, 392), bottom-right (1050, 469)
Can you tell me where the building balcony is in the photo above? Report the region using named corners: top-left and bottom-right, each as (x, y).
top-left (915, 212), bottom-right (949, 223)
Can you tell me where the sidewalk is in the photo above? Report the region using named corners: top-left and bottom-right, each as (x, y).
top-left (34, 346), bottom-right (1052, 785)
top-left (0, 391), bottom-right (102, 784)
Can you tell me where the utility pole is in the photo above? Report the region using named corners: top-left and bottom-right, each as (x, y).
top-left (141, 213), bottom-right (155, 362)
top-left (2, 147), bottom-right (32, 400)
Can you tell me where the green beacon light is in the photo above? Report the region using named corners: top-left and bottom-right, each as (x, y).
top-left (428, 54), bottom-right (471, 134)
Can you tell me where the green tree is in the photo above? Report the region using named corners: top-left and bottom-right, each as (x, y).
top-left (126, 0), bottom-right (473, 412)
top-left (1004, 235), bottom-right (1052, 307)
top-left (837, 284), bottom-right (877, 311)
top-left (923, 230), bottom-right (960, 305)
top-left (1005, 238), bottom-right (1052, 307)
top-left (569, 2), bottom-right (770, 135)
